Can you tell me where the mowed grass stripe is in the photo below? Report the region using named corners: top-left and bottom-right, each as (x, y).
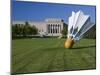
top-left (12, 38), bottom-right (65, 73)
top-left (46, 48), bottom-right (65, 72)
top-left (12, 38), bottom-right (62, 64)
top-left (18, 48), bottom-right (58, 73)
top-left (12, 38), bottom-right (62, 56)
top-left (73, 39), bottom-right (96, 69)
top-left (63, 50), bottom-right (88, 70)
top-left (63, 48), bottom-right (96, 70)
top-left (12, 46), bottom-right (56, 73)
top-left (17, 39), bottom-right (65, 73)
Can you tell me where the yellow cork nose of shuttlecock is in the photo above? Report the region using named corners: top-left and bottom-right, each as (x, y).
top-left (64, 38), bottom-right (74, 49)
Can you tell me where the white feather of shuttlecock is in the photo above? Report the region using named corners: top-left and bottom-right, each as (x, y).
top-left (67, 10), bottom-right (95, 41)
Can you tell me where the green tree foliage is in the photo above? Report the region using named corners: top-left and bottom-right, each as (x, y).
top-left (31, 25), bottom-right (38, 35)
top-left (83, 25), bottom-right (96, 39)
top-left (12, 21), bottom-right (38, 38)
top-left (61, 23), bottom-right (68, 36)
top-left (23, 22), bottom-right (30, 36)
top-left (12, 24), bottom-right (24, 37)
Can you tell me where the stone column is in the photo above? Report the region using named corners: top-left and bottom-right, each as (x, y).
top-left (51, 24), bottom-right (53, 34)
top-left (50, 25), bottom-right (52, 34)
top-left (51, 24), bottom-right (53, 36)
top-left (59, 25), bottom-right (60, 33)
top-left (57, 25), bottom-right (59, 33)
top-left (55, 25), bottom-right (57, 33)
top-left (59, 25), bottom-right (61, 33)
top-left (48, 24), bottom-right (49, 33)
top-left (56, 25), bottom-right (57, 33)
top-left (50, 24), bottom-right (51, 34)
top-left (56, 25), bottom-right (58, 33)
top-left (52, 25), bottom-right (54, 33)
top-left (54, 25), bottom-right (56, 33)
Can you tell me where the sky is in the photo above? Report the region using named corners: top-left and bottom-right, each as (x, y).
top-left (11, 0), bottom-right (96, 23)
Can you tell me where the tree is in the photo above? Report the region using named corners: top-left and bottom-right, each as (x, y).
top-left (61, 29), bottom-right (67, 36)
top-left (61, 23), bottom-right (68, 36)
top-left (12, 21), bottom-right (38, 38)
top-left (22, 22), bottom-right (30, 36)
top-left (83, 25), bottom-right (96, 39)
top-left (31, 25), bottom-right (38, 35)
top-left (23, 21), bottom-right (38, 37)
top-left (12, 25), bottom-right (16, 38)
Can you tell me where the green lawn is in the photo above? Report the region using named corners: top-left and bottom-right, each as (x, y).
top-left (12, 38), bottom-right (96, 74)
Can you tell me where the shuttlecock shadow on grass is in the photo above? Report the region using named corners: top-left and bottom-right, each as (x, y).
top-left (72, 45), bottom-right (96, 49)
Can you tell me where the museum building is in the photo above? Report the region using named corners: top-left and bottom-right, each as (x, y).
top-left (12, 18), bottom-right (66, 36)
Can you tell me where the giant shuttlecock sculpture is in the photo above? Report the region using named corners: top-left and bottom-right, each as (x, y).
top-left (64, 10), bottom-right (95, 48)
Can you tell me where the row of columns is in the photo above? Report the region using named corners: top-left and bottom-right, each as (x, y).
top-left (48, 24), bottom-right (61, 34)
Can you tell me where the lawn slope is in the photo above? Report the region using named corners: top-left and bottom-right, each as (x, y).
top-left (12, 38), bottom-right (96, 74)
